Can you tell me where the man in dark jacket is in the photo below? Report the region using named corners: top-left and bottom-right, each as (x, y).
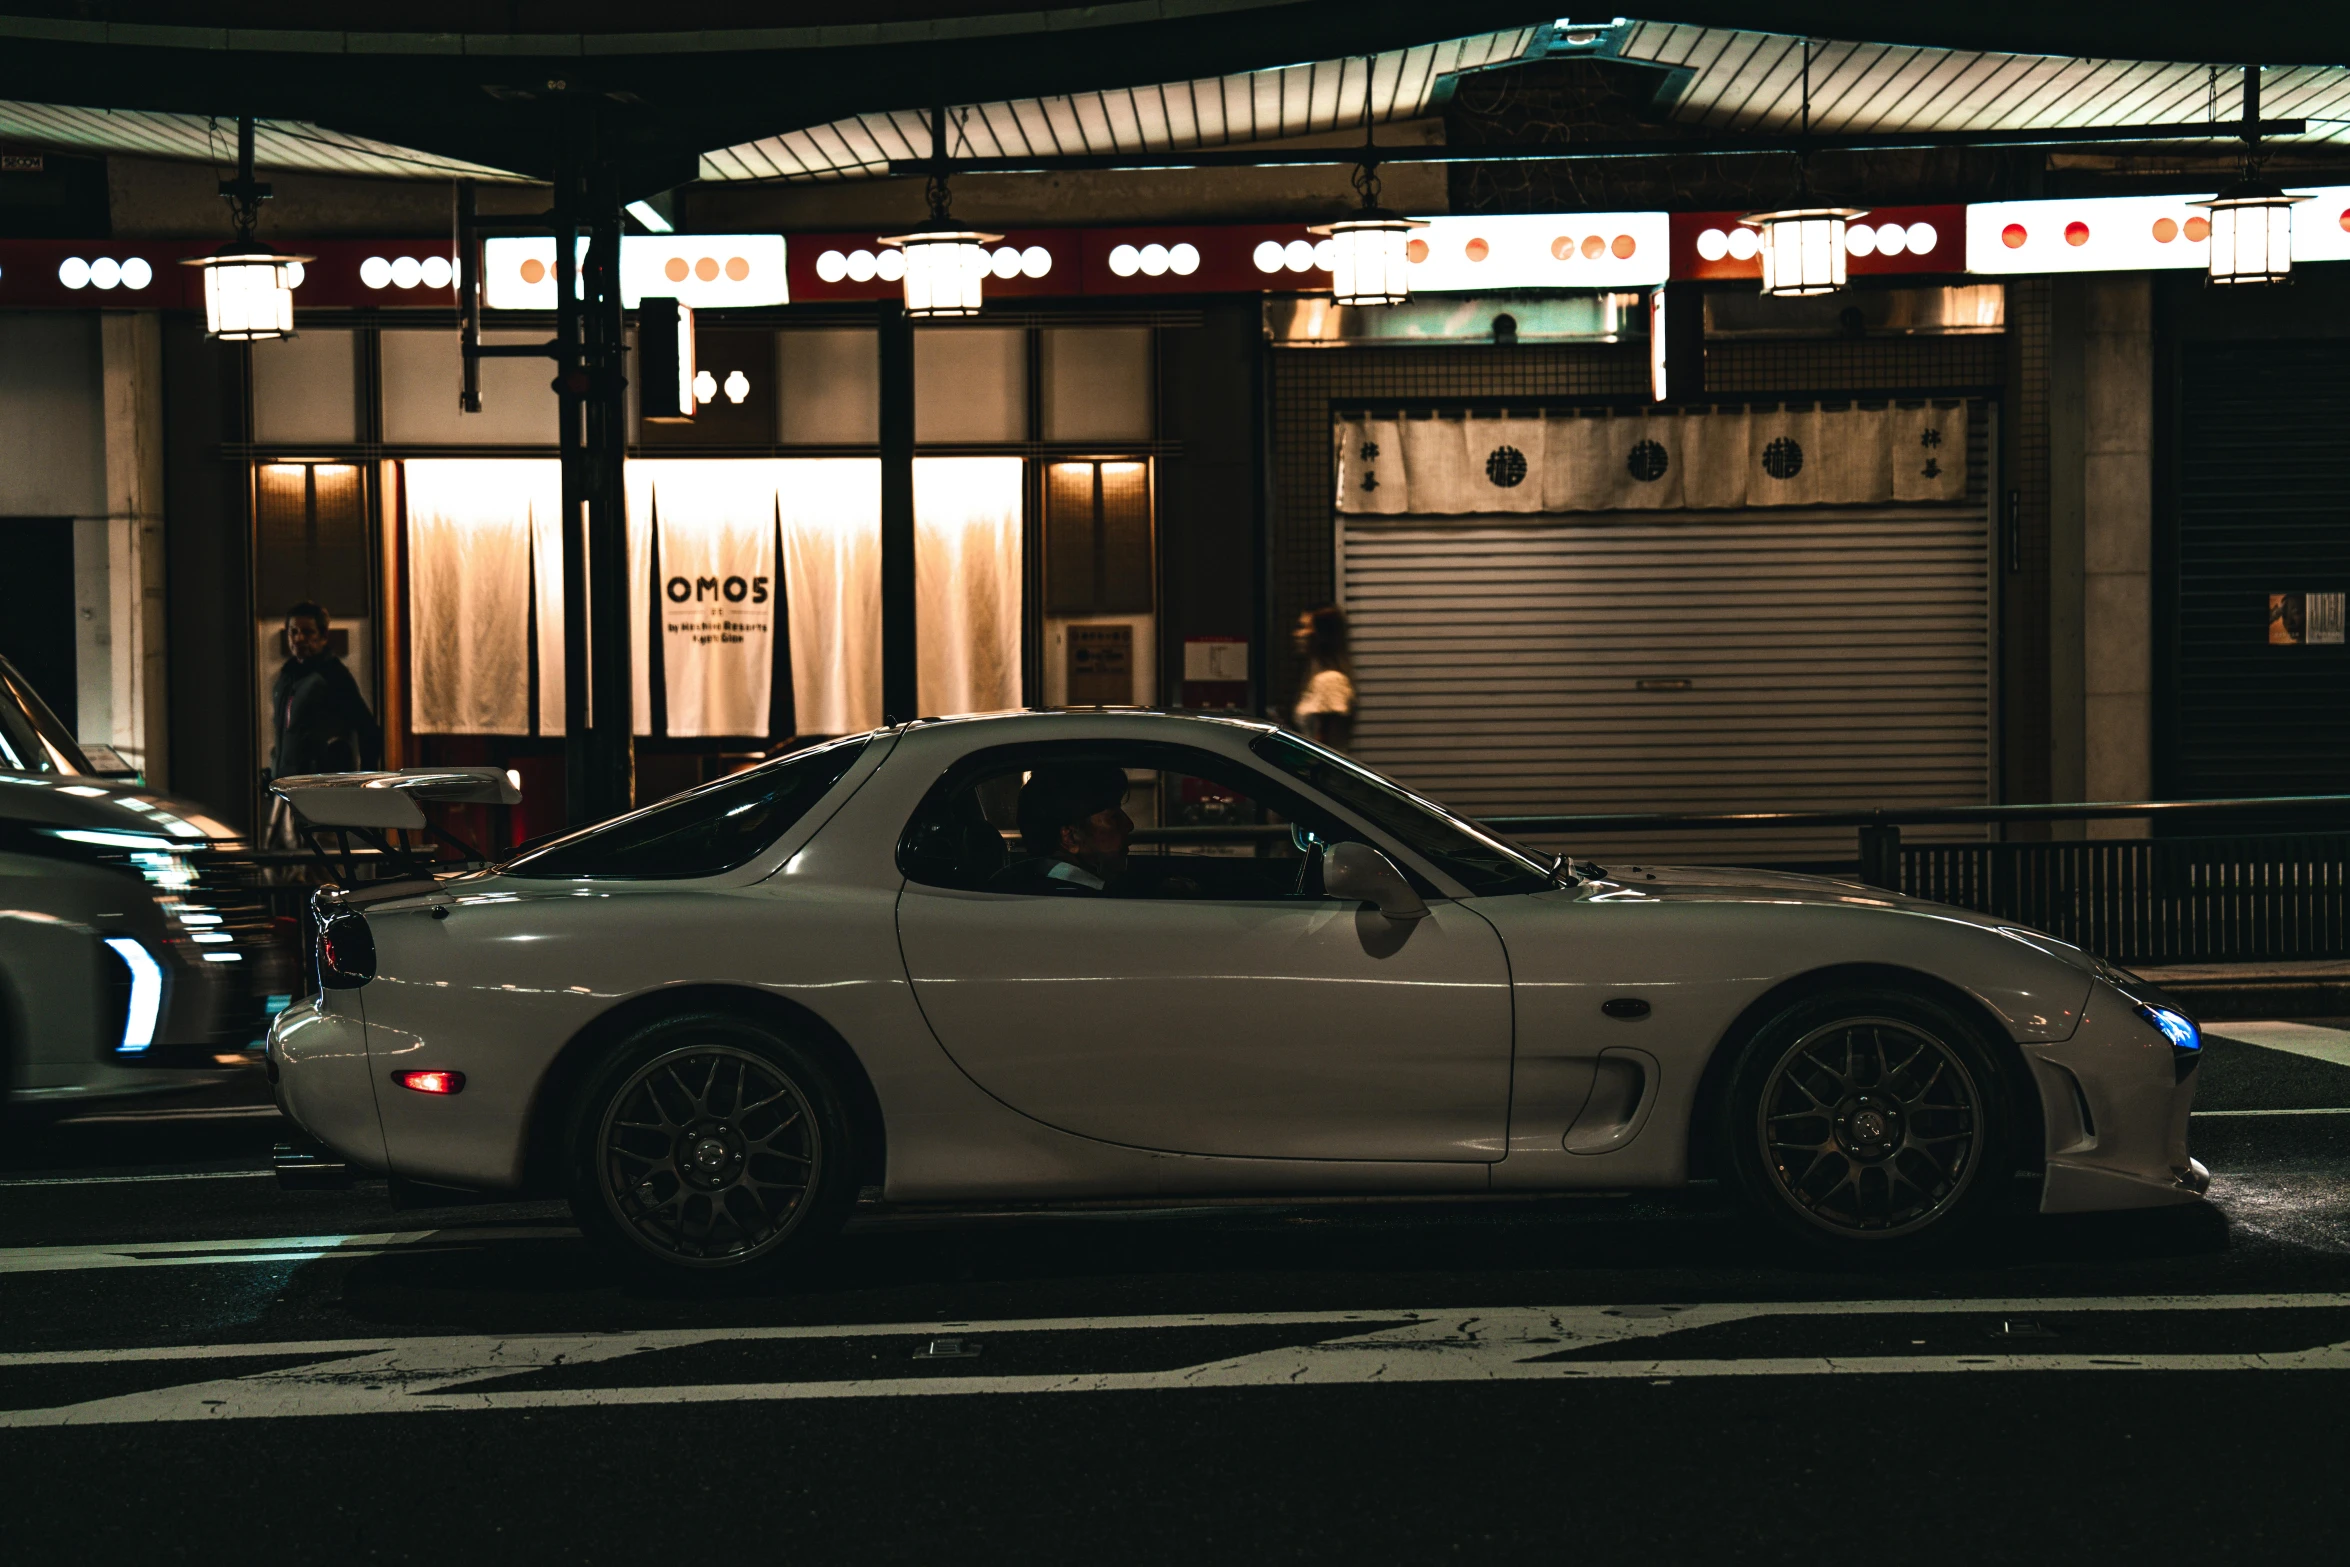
top-left (269, 601), bottom-right (378, 779)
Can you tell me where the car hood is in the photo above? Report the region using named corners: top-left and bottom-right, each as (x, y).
top-left (0, 772), bottom-right (238, 844)
top-left (1586, 861), bottom-right (2101, 976)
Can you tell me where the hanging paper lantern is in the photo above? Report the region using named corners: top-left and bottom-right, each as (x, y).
top-left (2196, 178), bottom-right (2306, 285)
top-left (181, 241), bottom-right (309, 342)
top-left (1741, 206), bottom-right (1867, 298)
top-left (877, 223), bottom-right (1002, 318)
top-left (1309, 209), bottom-right (1427, 307)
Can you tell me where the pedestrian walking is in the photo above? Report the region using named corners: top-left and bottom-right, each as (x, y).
top-left (265, 601), bottom-right (379, 848)
top-left (1290, 603), bottom-right (1355, 752)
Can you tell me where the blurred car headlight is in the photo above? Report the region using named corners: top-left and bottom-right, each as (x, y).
top-left (101, 935), bottom-right (164, 1053)
top-left (41, 827), bottom-right (200, 890)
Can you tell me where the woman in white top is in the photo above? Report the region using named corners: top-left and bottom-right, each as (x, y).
top-left (1291, 604), bottom-right (1355, 752)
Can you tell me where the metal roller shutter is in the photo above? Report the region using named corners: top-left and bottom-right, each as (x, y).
top-left (1340, 506), bottom-right (1991, 861)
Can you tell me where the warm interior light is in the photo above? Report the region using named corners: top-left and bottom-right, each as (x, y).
top-left (393, 1069), bottom-right (465, 1095)
top-left (2197, 179), bottom-right (2306, 284)
top-left (1742, 206), bottom-right (1867, 297)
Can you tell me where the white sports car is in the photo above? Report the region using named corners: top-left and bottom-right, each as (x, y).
top-left (267, 711), bottom-right (2206, 1276)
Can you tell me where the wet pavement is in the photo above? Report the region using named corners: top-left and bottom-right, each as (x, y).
top-left (4, 1027), bottom-right (2348, 1562)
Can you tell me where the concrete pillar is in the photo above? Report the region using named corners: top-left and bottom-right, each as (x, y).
top-left (2080, 278), bottom-right (2154, 832)
top-left (100, 312), bottom-right (168, 786)
top-left (2045, 276), bottom-right (2153, 833)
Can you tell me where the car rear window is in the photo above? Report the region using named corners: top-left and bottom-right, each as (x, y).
top-left (502, 737), bottom-right (870, 880)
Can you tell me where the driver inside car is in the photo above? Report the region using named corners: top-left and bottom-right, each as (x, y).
top-left (988, 762), bottom-right (1136, 895)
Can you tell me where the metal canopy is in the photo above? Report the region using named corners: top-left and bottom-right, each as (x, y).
top-left (1608, 22), bottom-right (2350, 149)
top-left (699, 29), bottom-right (1542, 182)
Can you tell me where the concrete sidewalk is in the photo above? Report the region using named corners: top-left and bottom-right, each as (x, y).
top-left (2134, 961), bottom-right (2350, 1020)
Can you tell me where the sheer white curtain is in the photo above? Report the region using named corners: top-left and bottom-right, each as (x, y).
top-left (404, 459), bottom-right (559, 734)
top-left (776, 459), bottom-right (883, 735)
top-left (626, 461), bottom-right (782, 738)
top-left (915, 457), bottom-right (1024, 717)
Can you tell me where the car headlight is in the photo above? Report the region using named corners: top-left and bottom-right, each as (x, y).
top-left (2140, 1003), bottom-right (2199, 1053)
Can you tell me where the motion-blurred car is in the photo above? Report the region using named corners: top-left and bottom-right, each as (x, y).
top-left (268, 711), bottom-right (2207, 1276)
top-left (0, 655), bottom-right (295, 1111)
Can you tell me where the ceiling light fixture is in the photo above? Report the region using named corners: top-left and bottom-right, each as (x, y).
top-left (179, 117), bottom-right (311, 342)
top-left (1741, 40), bottom-right (1865, 298)
top-left (1307, 57), bottom-right (1426, 308)
top-left (2199, 66), bottom-right (2306, 285)
top-left (877, 105), bottom-right (1001, 318)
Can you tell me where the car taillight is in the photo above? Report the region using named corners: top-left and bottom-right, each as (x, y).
top-left (314, 909), bottom-right (375, 990)
top-left (393, 1069), bottom-right (465, 1095)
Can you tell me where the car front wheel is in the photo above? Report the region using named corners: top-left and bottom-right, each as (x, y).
top-left (563, 1013), bottom-right (856, 1280)
top-left (1723, 987), bottom-right (2021, 1251)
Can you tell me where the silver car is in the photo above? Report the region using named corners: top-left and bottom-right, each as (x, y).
top-left (269, 711), bottom-right (2206, 1276)
top-left (0, 657), bottom-right (294, 1111)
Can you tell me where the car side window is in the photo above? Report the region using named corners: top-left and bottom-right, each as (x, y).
top-left (900, 742), bottom-right (1352, 901)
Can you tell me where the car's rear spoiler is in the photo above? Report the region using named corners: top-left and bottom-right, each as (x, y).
top-left (271, 767), bottom-right (521, 830)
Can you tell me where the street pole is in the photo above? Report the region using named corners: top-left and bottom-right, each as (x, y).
top-left (878, 300), bottom-right (918, 725)
top-left (553, 98), bottom-right (635, 823)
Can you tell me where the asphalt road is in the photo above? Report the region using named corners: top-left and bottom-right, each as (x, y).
top-left (5, 1027), bottom-right (2350, 1564)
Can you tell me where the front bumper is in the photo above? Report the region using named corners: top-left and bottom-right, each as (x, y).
top-left (2030, 985), bottom-right (2207, 1214)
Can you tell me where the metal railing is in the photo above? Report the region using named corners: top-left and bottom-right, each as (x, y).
top-left (1483, 795), bottom-right (2350, 965)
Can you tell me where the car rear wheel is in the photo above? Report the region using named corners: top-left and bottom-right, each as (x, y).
top-left (1723, 987), bottom-right (2020, 1252)
top-left (564, 1013), bottom-right (856, 1281)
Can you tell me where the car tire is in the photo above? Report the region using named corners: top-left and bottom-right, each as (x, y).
top-left (1721, 986), bottom-right (2022, 1254)
top-left (563, 1011), bottom-right (858, 1282)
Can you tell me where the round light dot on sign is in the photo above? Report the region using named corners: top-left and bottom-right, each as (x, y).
top-left (844, 249), bottom-right (877, 282)
top-left (120, 256), bottom-right (152, 290)
top-left (58, 256), bottom-right (90, 289)
top-left (390, 255), bottom-right (423, 288)
top-left (694, 256), bottom-right (720, 282)
top-left (990, 246), bottom-right (1022, 279)
top-left (692, 369), bottom-right (717, 405)
top-left (420, 255), bottom-right (454, 289)
top-left (1021, 245), bottom-right (1053, 278)
top-left (1283, 239), bottom-right (1315, 272)
top-left (1139, 243), bottom-right (1170, 277)
top-left (1253, 240), bottom-right (1285, 274)
top-left (286, 261), bottom-right (305, 288)
top-left (2002, 223), bottom-right (2028, 249)
top-left (89, 256), bottom-right (121, 290)
top-left (2183, 216), bottom-right (2210, 242)
top-left (1406, 237), bottom-right (1430, 263)
top-left (1581, 235), bottom-right (1606, 259)
top-left (2064, 221), bottom-right (2090, 247)
top-left (2340, 208), bottom-right (2350, 234)
top-left (1108, 243), bottom-right (1141, 277)
top-left (723, 370), bottom-right (750, 404)
top-left (1726, 226), bottom-right (1760, 260)
top-left (1695, 228), bottom-right (1729, 262)
top-left (815, 250), bottom-right (848, 283)
top-left (519, 257), bottom-right (546, 285)
top-left (1552, 234), bottom-right (1579, 261)
top-left (1611, 234), bottom-right (1637, 259)
top-left (875, 249), bottom-right (905, 282)
top-left (1311, 239), bottom-right (1336, 271)
top-left (2153, 217), bottom-right (2180, 243)
top-left (665, 256), bottom-right (691, 282)
top-left (1168, 242), bottom-right (1199, 276)
top-left (1876, 223), bottom-right (1908, 258)
top-left (1465, 237), bottom-right (1490, 262)
top-left (1845, 224), bottom-right (1878, 257)
top-left (1905, 222), bottom-right (1937, 254)
top-left (725, 256), bottom-right (749, 282)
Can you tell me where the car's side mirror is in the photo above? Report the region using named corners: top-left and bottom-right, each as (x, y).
top-left (1322, 841), bottom-right (1428, 921)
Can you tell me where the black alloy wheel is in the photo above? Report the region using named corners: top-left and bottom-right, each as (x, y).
top-left (565, 1014), bottom-right (855, 1278)
top-left (1724, 988), bottom-right (2019, 1250)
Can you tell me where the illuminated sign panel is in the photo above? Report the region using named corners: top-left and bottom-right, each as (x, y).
top-left (482, 235), bottom-right (789, 309)
top-left (1406, 213), bottom-right (1669, 290)
top-left (1672, 205), bottom-right (1965, 282)
top-left (1967, 188), bottom-right (2350, 273)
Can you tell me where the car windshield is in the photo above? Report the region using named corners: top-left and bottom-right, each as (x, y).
top-left (0, 660), bottom-right (92, 776)
top-left (502, 736), bottom-right (871, 880)
top-left (1249, 731), bottom-right (1550, 896)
